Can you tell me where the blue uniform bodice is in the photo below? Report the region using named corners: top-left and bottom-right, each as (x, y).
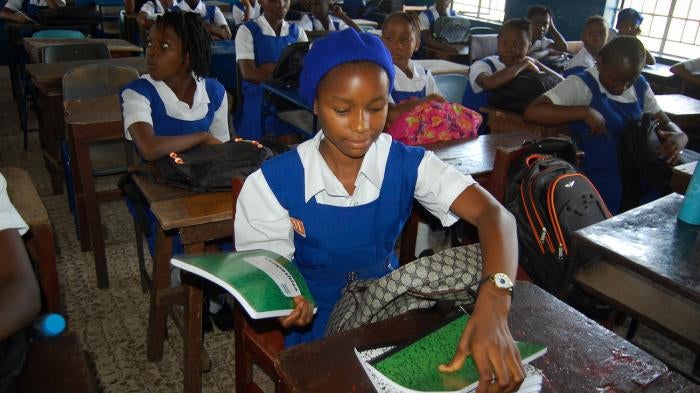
top-left (261, 141), bottom-right (425, 346)
top-left (422, 8), bottom-right (457, 27)
top-left (171, 1), bottom-right (216, 24)
top-left (391, 68), bottom-right (428, 103)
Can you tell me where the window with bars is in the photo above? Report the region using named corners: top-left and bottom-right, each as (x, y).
top-left (452, 0), bottom-right (506, 23)
top-left (615, 0), bottom-right (700, 59)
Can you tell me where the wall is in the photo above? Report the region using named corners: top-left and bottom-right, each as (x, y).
top-left (504, 0), bottom-right (608, 40)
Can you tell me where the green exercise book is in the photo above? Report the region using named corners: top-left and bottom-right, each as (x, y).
top-left (171, 250), bottom-right (316, 319)
top-left (355, 315), bottom-right (546, 393)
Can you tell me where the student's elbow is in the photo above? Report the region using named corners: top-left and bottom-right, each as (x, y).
top-left (670, 63), bottom-right (683, 76)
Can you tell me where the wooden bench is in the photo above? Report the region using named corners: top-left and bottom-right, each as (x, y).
top-left (2, 167), bottom-right (61, 313)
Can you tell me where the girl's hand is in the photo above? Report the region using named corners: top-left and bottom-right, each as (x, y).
top-left (425, 93), bottom-right (447, 103)
top-left (657, 129), bottom-right (688, 164)
top-left (519, 58), bottom-right (540, 74)
top-left (583, 108), bottom-right (606, 134)
top-left (203, 134), bottom-right (223, 145)
top-left (331, 4), bottom-right (346, 18)
top-left (278, 296), bottom-right (314, 328)
top-left (219, 27), bottom-right (232, 40)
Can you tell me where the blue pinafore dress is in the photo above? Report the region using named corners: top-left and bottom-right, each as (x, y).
top-left (234, 20), bottom-right (300, 140)
top-left (171, 1), bottom-right (217, 24)
top-left (391, 68), bottom-right (428, 104)
top-left (421, 8), bottom-right (457, 27)
top-left (461, 58), bottom-right (496, 134)
top-left (120, 77), bottom-right (226, 256)
top-left (261, 141), bottom-right (425, 346)
top-left (568, 70), bottom-right (648, 214)
top-left (308, 14), bottom-right (341, 31)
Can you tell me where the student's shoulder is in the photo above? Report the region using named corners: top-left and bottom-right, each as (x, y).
top-left (122, 76), bottom-right (157, 97)
top-left (202, 77), bottom-right (226, 101)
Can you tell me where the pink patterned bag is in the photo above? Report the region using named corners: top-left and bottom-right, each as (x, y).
top-left (387, 100), bottom-right (482, 146)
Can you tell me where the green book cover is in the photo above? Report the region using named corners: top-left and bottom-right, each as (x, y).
top-left (357, 315), bottom-right (546, 393)
top-left (171, 250), bottom-right (316, 319)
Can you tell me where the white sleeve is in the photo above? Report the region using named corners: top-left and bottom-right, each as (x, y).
top-left (230, 6), bottom-right (244, 25)
top-left (425, 70), bottom-right (442, 97)
top-left (213, 7), bottom-right (227, 27)
top-left (210, 91), bottom-right (231, 142)
top-left (121, 88), bottom-right (153, 140)
top-left (234, 170), bottom-right (295, 260)
top-left (418, 12), bottom-right (430, 31)
top-left (0, 174), bottom-right (28, 235)
top-left (644, 86), bottom-right (661, 115)
top-left (235, 24), bottom-right (255, 60)
top-left (681, 58), bottom-right (700, 73)
top-left (299, 14), bottom-right (312, 31)
top-left (414, 151), bottom-right (476, 226)
top-left (4, 0), bottom-right (22, 10)
top-left (139, 0), bottom-right (156, 15)
top-left (468, 59), bottom-right (495, 94)
top-left (297, 27), bottom-right (308, 42)
top-left (543, 75), bottom-right (592, 106)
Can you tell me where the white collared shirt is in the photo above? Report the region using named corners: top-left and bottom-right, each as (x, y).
top-left (173, 0), bottom-right (227, 26)
top-left (235, 14), bottom-right (309, 61)
top-left (544, 67), bottom-right (660, 114)
top-left (0, 173), bottom-right (28, 236)
top-left (139, 0), bottom-right (172, 16)
top-left (121, 74), bottom-right (230, 142)
top-left (468, 55), bottom-right (506, 93)
top-left (389, 61), bottom-right (442, 103)
top-left (5, 0), bottom-right (64, 9)
top-left (566, 46), bottom-right (595, 71)
top-left (229, 0), bottom-right (260, 26)
top-left (418, 6), bottom-right (440, 31)
top-left (298, 14), bottom-right (347, 31)
top-left (234, 132), bottom-right (475, 260)
top-left (530, 37), bottom-right (554, 52)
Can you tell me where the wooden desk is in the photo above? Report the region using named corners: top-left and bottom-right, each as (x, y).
top-left (655, 94), bottom-right (700, 130)
top-left (424, 43), bottom-right (469, 63)
top-left (25, 56), bottom-right (146, 195)
top-left (415, 59), bottom-right (469, 76)
top-left (671, 160), bottom-right (696, 194)
top-left (570, 193), bottom-right (700, 377)
top-left (23, 37), bottom-right (142, 63)
top-left (2, 166), bottom-right (61, 313)
top-left (481, 106), bottom-right (570, 137)
top-left (276, 282), bottom-right (695, 392)
top-left (261, 82), bottom-right (317, 138)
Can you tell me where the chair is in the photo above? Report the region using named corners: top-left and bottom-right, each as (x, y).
top-left (32, 29), bottom-right (85, 38)
top-left (42, 42), bottom-right (111, 63)
top-left (467, 33), bottom-right (498, 64)
top-left (434, 73), bottom-right (469, 103)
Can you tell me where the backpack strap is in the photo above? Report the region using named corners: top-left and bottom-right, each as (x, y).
top-left (482, 58), bottom-right (497, 73)
top-left (205, 4), bottom-right (216, 23)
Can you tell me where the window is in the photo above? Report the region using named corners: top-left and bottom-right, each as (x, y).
top-left (615, 0), bottom-right (700, 59)
top-left (452, 0), bottom-right (506, 23)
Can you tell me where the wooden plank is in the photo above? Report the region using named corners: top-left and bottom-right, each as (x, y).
top-left (416, 59), bottom-right (469, 76)
top-left (24, 37), bottom-right (142, 63)
top-left (150, 191), bottom-right (232, 231)
top-left (671, 161), bottom-right (696, 194)
top-left (1, 166), bottom-right (49, 227)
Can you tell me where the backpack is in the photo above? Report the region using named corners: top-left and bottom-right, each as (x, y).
top-left (504, 139), bottom-right (611, 295)
top-left (272, 41), bottom-right (311, 88)
top-left (151, 139), bottom-right (273, 191)
top-left (325, 245), bottom-right (482, 337)
top-left (487, 71), bottom-right (561, 113)
top-left (431, 16), bottom-right (471, 44)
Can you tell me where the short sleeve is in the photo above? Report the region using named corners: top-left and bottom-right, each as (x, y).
top-left (297, 27), bottom-right (308, 42)
top-left (424, 70), bottom-right (443, 97)
top-left (210, 91), bottom-right (231, 142)
top-left (299, 14), bottom-right (312, 31)
top-left (4, 0), bottom-right (23, 10)
top-left (643, 85), bottom-right (661, 114)
top-left (235, 24), bottom-right (255, 60)
top-left (0, 174), bottom-right (28, 235)
top-left (139, 0), bottom-right (156, 15)
top-left (213, 7), bottom-right (227, 27)
top-left (468, 59), bottom-right (496, 94)
top-left (681, 58), bottom-right (700, 73)
top-left (543, 75), bottom-right (592, 106)
top-left (230, 6), bottom-right (244, 25)
top-left (418, 12), bottom-right (430, 31)
top-left (121, 88), bottom-right (153, 140)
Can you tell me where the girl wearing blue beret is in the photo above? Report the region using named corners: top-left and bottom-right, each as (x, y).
top-left (235, 28), bottom-right (525, 392)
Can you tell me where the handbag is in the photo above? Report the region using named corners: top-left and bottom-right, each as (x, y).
top-left (325, 245), bottom-right (482, 337)
top-left (487, 71), bottom-right (561, 113)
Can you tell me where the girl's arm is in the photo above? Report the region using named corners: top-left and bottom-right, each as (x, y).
top-left (0, 8), bottom-right (28, 23)
top-left (524, 95), bottom-right (606, 133)
top-left (46, 0), bottom-right (64, 8)
top-left (670, 63), bottom-right (700, 88)
top-left (655, 110), bottom-right (688, 164)
top-left (531, 58), bottom-right (564, 80)
top-left (420, 30), bottom-right (459, 54)
top-left (476, 59), bottom-right (538, 91)
top-left (128, 122), bottom-right (215, 161)
top-left (238, 59), bottom-right (274, 84)
top-left (548, 18), bottom-right (568, 52)
top-left (332, 5), bottom-right (362, 32)
top-left (645, 49), bottom-right (656, 65)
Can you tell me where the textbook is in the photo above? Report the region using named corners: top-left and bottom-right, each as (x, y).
top-left (355, 315), bottom-right (547, 393)
top-left (171, 250), bottom-right (317, 319)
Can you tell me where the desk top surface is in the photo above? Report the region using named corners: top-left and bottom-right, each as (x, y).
top-left (415, 59), bottom-right (469, 76)
top-left (24, 37), bottom-right (141, 52)
top-left (64, 94), bottom-right (122, 126)
top-left (574, 193), bottom-right (700, 303)
top-left (276, 282), bottom-right (692, 392)
top-left (26, 56), bottom-right (146, 91)
top-left (643, 63), bottom-right (674, 78)
top-left (655, 94), bottom-right (700, 117)
top-left (261, 82), bottom-right (311, 111)
top-left (674, 160), bottom-right (697, 178)
top-left (150, 191), bottom-right (232, 230)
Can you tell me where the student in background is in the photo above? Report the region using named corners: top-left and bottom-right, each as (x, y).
top-left (563, 15), bottom-right (608, 77)
top-left (234, 0), bottom-right (308, 140)
top-left (230, 0), bottom-right (261, 27)
top-left (0, 0), bottom-right (63, 23)
top-left (0, 172), bottom-right (41, 393)
top-left (299, 0), bottom-right (361, 32)
top-left (418, 0), bottom-right (458, 54)
top-left (608, 8), bottom-right (655, 65)
top-left (171, 0), bottom-right (231, 39)
top-left (235, 29), bottom-right (524, 392)
top-left (525, 5), bottom-right (568, 61)
top-left (670, 57), bottom-right (700, 88)
top-left (524, 37), bottom-right (687, 214)
top-left (136, 0), bottom-right (174, 30)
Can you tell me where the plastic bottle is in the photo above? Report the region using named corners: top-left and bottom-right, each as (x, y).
top-left (678, 167), bottom-right (700, 225)
top-left (31, 313), bottom-right (66, 338)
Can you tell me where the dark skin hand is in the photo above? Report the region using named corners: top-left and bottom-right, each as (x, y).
top-left (670, 62), bottom-right (700, 89)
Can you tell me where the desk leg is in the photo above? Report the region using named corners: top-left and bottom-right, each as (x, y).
top-left (399, 207), bottom-right (419, 266)
top-left (36, 92), bottom-right (65, 195)
top-left (26, 223), bottom-right (61, 313)
top-left (183, 283), bottom-right (203, 393)
top-left (69, 126), bottom-right (92, 252)
top-left (147, 227), bottom-right (173, 362)
top-left (233, 302), bottom-right (252, 393)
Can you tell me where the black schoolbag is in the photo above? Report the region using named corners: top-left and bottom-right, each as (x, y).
top-left (152, 139), bottom-right (273, 191)
top-left (488, 71), bottom-right (561, 113)
top-left (431, 16), bottom-right (471, 44)
top-left (272, 41), bottom-right (311, 88)
top-left (504, 139), bottom-right (611, 295)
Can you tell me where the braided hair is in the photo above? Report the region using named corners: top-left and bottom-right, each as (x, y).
top-left (383, 11), bottom-right (421, 39)
top-left (153, 11), bottom-right (212, 78)
top-left (499, 18), bottom-right (531, 41)
top-left (598, 36), bottom-right (646, 68)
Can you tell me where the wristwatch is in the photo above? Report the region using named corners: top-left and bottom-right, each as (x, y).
top-left (477, 273), bottom-right (514, 296)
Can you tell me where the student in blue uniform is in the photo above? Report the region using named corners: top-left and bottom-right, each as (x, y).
top-left (235, 28), bottom-right (525, 392)
top-left (563, 15), bottom-right (607, 78)
top-left (525, 5), bottom-right (568, 61)
top-left (171, 0), bottom-right (231, 39)
top-left (608, 8), bottom-right (655, 65)
top-left (524, 36), bottom-right (688, 214)
top-left (136, 0), bottom-right (174, 30)
top-left (0, 0), bottom-right (63, 23)
top-left (299, 0), bottom-right (360, 32)
top-left (417, 0), bottom-right (458, 54)
top-left (234, 0), bottom-right (308, 141)
top-left (230, 0), bottom-right (260, 27)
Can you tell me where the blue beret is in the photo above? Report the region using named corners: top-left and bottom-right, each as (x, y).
top-left (617, 8), bottom-right (643, 26)
top-left (299, 28), bottom-right (395, 107)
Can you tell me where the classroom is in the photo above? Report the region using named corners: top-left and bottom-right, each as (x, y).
top-left (0, 0), bottom-right (698, 391)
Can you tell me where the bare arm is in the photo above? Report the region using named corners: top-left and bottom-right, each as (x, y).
top-left (0, 229), bottom-right (40, 341)
top-left (46, 0), bottom-right (64, 8)
top-left (128, 122), bottom-right (219, 161)
top-left (332, 5), bottom-right (361, 32)
top-left (524, 95), bottom-right (606, 133)
top-left (548, 21), bottom-right (568, 52)
top-left (421, 30), bottom-right (458, 54)
top-left (136, 12), bottom-right (153, 30)
top-left (644, 49), bottom-right (656, 65)
top-left (124, 0), bottom-right (135, 13)
top-left (670, 63), bottom-right (700, 88)
top-left (0, 8), bottom-right (27, 23)
top-left (655, 110), bottom-right (688, 163)
top-left (476, 59), bottom-right (538, 91)
top-left (238, 59), bottom-right (274, 85)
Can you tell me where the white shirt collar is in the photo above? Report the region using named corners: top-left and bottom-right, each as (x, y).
top-left (254, 13), bottom-right (290, 35)
top-left (142, 73), bottom-right (210, 106)
top-left (175, 0), bottom-right (205, 13)
top-left (394, 61), bottom-right (425, 81)
top-left (297, 131), bottom-right (388, 202)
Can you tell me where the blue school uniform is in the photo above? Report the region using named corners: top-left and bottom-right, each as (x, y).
top-left (421, 8), bottom-right (456, 28)
top-left (120, 77), bottom-right (226, 256)
top-left (391, 68), bottom-right (428, 103)
top-left (308, 14), bottom-right (342, 31)
top-left (568, 70), bottom-right (647, 214)
top-left (171, 0), bottom-right (217, 23)
top-left (261, 141), bottom-right (424, 346)
top-left (234, 21), bottom-right (301, 140)
top-left (461, 57), bottom-right (495, 110)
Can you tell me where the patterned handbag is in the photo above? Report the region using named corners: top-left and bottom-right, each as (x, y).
top-left (386, 101), bottom-right (481, 146)
top-left (325, 245), bottom-right (483, 337)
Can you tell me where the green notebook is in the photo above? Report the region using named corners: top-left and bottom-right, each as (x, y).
top-left (171, 250), bottom-right (316, 319)
top-left (356, 314), bottom-right (546, 393)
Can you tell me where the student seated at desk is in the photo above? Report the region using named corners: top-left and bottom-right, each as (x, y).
top-left (0, 0), bottom-right (64, 24)
top-left (171, 0), bottom-right (231, 39)
top-left (608, 8), bottom-right (655, 66)
top-left (0, 173), bottom-right (41, 393)
top-left (563, 15), bottom-right (608, 77)
top-left (670, 57), bottom-right (700, 89)
top-left (234, 0), bottom-right (308, 141)
top-left (524, 37), bottom-right (687, 214)
top-left (230, 0), bottom-right (261, 27)
top-left (234, 28), bottom-right (525, 392)
top-left (298, 0), bottom-right (360, 32)
top-left (417, 0), bottom-right (458, 54)
top-left (136, 0), bottom-right (174, 29)
top-left (525, 5), bottom-right (568, 62)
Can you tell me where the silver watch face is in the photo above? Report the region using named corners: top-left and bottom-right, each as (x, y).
top-left (493, 273), bottom-right (513, 289)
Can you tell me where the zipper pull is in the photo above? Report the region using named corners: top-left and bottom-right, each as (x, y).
top-left (539, 227), bottom-right (547, 244)
top-left (557, 244), bottom-right (564, 260)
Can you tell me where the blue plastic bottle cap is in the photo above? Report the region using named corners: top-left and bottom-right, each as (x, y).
top-left (42, 314), bottom-right (66, 337)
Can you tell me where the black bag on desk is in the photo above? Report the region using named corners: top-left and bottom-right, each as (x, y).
top-left (431, 16), bottom-right (471, 45)
top-left (35, 6), bottom-right (100, 26)
top-left (153, 139), bottom-right (273, 191)
top-left (272, 41), bottom-right (310, 89)
top-left (488, 71), bottom-right (561, 113)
